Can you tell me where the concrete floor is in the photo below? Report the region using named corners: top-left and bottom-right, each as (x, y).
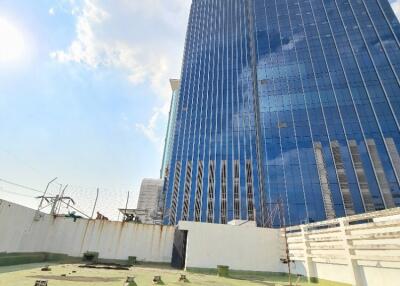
top-left (0, 263), bottom-right (347, 286)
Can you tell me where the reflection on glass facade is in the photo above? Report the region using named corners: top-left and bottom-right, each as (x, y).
top-left (160, 79), bottom-right (180, 179)
top-left (162, 0), bottom-right (400, 226)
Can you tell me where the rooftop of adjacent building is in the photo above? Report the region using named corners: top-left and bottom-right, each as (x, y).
top-left (169, 79), bottom-right (180, 92)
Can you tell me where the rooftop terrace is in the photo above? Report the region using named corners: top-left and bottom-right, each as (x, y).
top-left (0, 263), bottom-right (347, 286)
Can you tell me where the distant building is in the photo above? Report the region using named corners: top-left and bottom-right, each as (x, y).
top-left (136, 178), bottom-right (164, 224)
top-left (160, 79), bottom-right (180, 179)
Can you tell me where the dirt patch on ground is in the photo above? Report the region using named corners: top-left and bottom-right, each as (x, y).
top-left (79, 264), bottom-right (130, 270)
top-left (28, 275), bottom-right (123, 282)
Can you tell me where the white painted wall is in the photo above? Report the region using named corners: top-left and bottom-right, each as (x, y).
top-left (292, 261), bottom-right (353, 285)
top-left (179, 221), bottom-right (285, 273)
top-left (0, 200), bottom-right (174, 262)
top-left (359, 264), bottom-right (400, 286)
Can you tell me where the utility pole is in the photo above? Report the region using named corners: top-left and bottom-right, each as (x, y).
top-left (265, 200), bottom-right (292, 286)
top-left (278, 199), bottom-right (292, 286)
top-left (34, 177), bottom-right (58, 220)
top-left (52, 184), bottom-right (68, 215)
top-left (91, 188), bottom-right (99, 219)
top-left (123, 191), bottom-right (130, 221)
top-left (36, 185), bottom-right (75, 216)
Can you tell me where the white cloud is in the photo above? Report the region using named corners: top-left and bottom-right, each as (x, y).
top-left (51, 0), bottom-right (109, 67)
top-left (49, 8), bottom-right (55, 15)
top-left (135, 108), bottom-right (163, 149)
top-left (51, 0), bottom-right (190, 148)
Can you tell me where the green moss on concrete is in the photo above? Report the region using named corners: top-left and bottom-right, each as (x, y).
top-left (217, 265), bottom-right (229, 277)
top-left (135, 261), bottom-right (171, 268)
top-left (0, 253), bottom-right (46, 267)
top-left (186, 267), bottom-right (350, 286)
top-left (187, 267), bottom-right (287, 277)
top-left (0, 251), bottom-right (174, 269)
top-left (83, 251), bottom-right (99, 263)
top-left (186, 267), bottom-right (217, 275)
top-left (128, 256), bottom-right (136, 265)
top-left (308, 278), bottom-right (351, 286)
top-left (0, 253), bottom-right (80, 267)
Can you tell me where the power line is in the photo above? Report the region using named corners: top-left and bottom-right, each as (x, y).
top-left (0, 187), bottom-right (35, 198)
top-left (0, 177), bottom-right (43, 193)
top-left (0, 177), bottom-right (136, 220)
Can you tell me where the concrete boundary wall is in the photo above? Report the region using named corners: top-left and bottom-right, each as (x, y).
top-left (0, 200), bottom-right (175, 263)
top-left (2, 198), bottom-right (399, 286)
top-left (285, 207), bottom-right (400, 286)
top-left (179, 221), bottom-right (285, 273)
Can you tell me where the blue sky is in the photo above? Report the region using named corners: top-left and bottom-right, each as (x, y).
top-left (0, 0), bottom-right (190, 218)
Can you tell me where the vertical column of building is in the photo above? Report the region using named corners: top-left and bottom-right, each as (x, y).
top-left (286, 0), bottom-right (352, 219)
top-left (309, 0), bottom-right (383, 213)
top-left (330, 0), bottom-right (400, 206)
top-left (201, 0), bottom-right (220, 223)
top-left (237, 1), bottom-right (248, 221)
top-left (276, 0), bottom-right (321, 224)
top-left (360, 0), bottom-right (400, 124)
top-left (162, 3), bottom-right (193, 224)
top-left (295, 0), bottom-right (359, 218)
top-left (347, 0), bottom-right (400, 204)
top-left (254, 0), bottom-right (285, 225)
top-left (245, 0), bottom-right (265, 225)
top-left (240, 0), bottom-right (250, 221)
top-left (316, 0), bottom-right (385, 211)
top-left (255, 0), bottom-right (326, 225)
top-left (289, 0), bottom-right (341, 221)
top-left (187, 0), bottom-right (215, 222)
top-left (163, 1), bottom-right (199, 225)
top-left (175, 0), bottom-right (209, 224)
top-left (253, 0), bottom-right (273, 226)
top-left (196, 0), bottom-right (211, 222)
top-left (213, 0), bottom-right (226, 224)
top-left (305, 0), bottom-right (378, 216)
top-left (182, 0), bottom-right (210, 222)
top-left (201, 1), bottom-right (219, 221)
top-left (296, 0), bottom-right (356, 219)
top-left (271, 0), bottom-right (342, 223)
top-left (272, 0), bottom-right (301, 225)
top-left (225, 0), bottom-right (236, 223)
top-left (239, 0), bottom-right (261, 223)
top-left (232, 2), bottom-right (242, 222)
top-left (220, 0), bottom-right (232, 224)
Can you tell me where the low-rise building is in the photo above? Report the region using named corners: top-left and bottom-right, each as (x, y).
top-left (136, 178), bottom-right (164, 224)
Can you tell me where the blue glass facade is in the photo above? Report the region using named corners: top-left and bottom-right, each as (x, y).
top-left (163, 0), bottom-right (400, 226)
top-left (160, 79), bottom-right (180, 179)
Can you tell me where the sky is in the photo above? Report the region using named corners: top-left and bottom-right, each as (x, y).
top-left (0, 0), bottom-right (399, 219)
top-left (0, 0), bottom-right (191, 218)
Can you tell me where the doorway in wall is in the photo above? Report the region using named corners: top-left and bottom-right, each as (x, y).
top-left (171, 229), bottom-right (188, 269)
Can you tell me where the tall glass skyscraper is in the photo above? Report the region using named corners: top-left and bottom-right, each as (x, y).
top-left (163, 0), bottom-right (400, 226)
